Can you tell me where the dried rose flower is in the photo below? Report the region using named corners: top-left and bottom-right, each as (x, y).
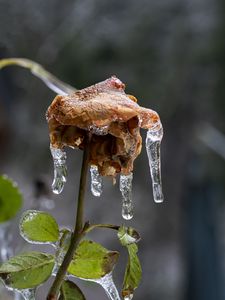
top-left (46, 76), bottom-right (163, 220)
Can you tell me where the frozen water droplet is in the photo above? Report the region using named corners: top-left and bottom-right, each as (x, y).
top-left (90, 165), bottom-right (103, 197)
top-left (95, 273), bottom-right (121, 300)
top-left (50, 146), bottom-right (67, 194)
top-left (145, 126), bottom-right (164, 203)
top-left (120, 173), bottom-right (133, 220)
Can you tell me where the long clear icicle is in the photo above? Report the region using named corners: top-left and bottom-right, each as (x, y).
top-left (120, 173), bottom-right (133, 220)
top-left (90, 165), bottom-right (103, 197)
top-left (145, 126), bottom-right (164, 203)
top-left (50, 146), bottom-right (67, 194)
top-left (95, 273), bottom-right (121, 300)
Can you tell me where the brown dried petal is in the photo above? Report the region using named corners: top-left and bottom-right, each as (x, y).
top-left (47, 76), bottom-right (161, 176)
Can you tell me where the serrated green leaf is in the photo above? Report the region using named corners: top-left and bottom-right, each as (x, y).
top-left (0, 252), bottom-right (54, 289)
top-left (19, 210), bottom-right (59, 244)
top-left (59, 280), bottom-right (86, 300)
top-left (118, 226), bottom-right (140, 246)
top-left (0, 175), bottom-right (23, 223)
top-left (68, 240), bottom-right (119, 280)
top-left (122, 244), bottom-right (142, 299)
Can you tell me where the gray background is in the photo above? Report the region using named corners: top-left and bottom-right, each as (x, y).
top-left (0, 0), bottom-right (225, 299)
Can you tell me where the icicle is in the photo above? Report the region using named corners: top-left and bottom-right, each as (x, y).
top-left (50, 146), bottom-right (67, 194)
top-left (145, 126), bottom-right (164, 203)
top-left (95, 272), bottom-right (121, 300)
top-left (90, 165), bottom-right (103, 197)
top-left (120, 173), bottom-right (133, 220)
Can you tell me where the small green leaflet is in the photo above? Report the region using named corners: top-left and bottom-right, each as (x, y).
top-left (117, 226), bottom-right (140, 246)
top-left (0, 252), bottom-right (54, 289)
top-left (118, 226), bottom-right (142, 299)
top-left (0, 175), bottom-right (23, 223)
top-left (122, 244), bottom-right (142, 299)
top-left (68, 240), bottom-right (119, 280)
top-left (19, 210), bottom-right (59, 244)
top-left (59, 280), bottom-right (86, 300)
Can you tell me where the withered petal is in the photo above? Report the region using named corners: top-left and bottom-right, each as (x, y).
top-left (47, 76), bottom-right (161, 176)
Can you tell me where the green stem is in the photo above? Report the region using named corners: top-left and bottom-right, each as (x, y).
top-left (47, 136), bottom-right (90, 300)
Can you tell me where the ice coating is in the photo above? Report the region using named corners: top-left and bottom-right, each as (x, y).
top-left (90, 165), bottom-right (103, 197)
top-left (7, 288), bottom-right (35, 300)
top-left (19, 289), bottom-right (36, 300)
top-left (124, 295), bottom-right (133, 300)
top-left (0, 223), bottom-right (13, 262)
top-left (53, 229), bottom-right (71, 276)
top-left (94, 272), bottom-right (121, 300)
top-left (89, 125), bottom-right (109, 135)
top-left (50, 146), bottom-right (67, 194)
top-left (120, 173), bottom-right (133, 220)
top-left (145, 126), bottom-right (164, 203)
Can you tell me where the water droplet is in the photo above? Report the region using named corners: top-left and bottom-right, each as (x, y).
top-left (120, 173), bottom-right (133, 220)
top-left (145, 126), bottom-right (164, 203)
top-left (50, 146), bottom-right (67, 194)
top-left (90, 165), bottom-right (103, 197)
top-left (95, 273), bottom-right (121, 300)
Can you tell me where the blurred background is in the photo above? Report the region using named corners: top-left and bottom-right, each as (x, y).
top-left (0, 0), bottom-right (225, 299)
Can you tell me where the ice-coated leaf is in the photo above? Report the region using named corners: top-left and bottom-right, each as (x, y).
top-left (117, 226), bottom-right (141, 246)
top-left (0, 175), bottom-right (23, 223)
top-left (118, 226), bottom-right (142, 299)
top-left (122, 244), bottom-right (142, 299)
top-left (59, 280), bottom-right (86, 300)
top-left (20, 210), bottom-right (59, 244)
top-left (0, 252), bottom-right (54, 289)
top-left (68, 240), bottom-right (119, 280)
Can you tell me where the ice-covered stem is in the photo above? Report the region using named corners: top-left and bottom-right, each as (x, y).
top-left (47, 135), bottom-right (91, 300)
top-left (0, 58), bottom-right (76, 95)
